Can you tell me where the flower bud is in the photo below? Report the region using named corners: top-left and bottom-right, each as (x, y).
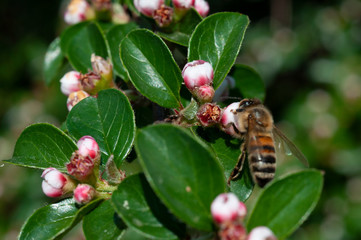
top-left (153, 5), bottom-right (174, 27)
top-left (247, 226), bottom-right (277, 240)
top-left (197, 103), bottom-right (221, 127)
top-left (74, 184), bottom-right (96, 204)
top-left (67, 90), bottom-right (90, 111)
top-left (211, 193), bottom-right (247, 225)
top-left (77, 136), bottom-right (100, 160)
top-left (173, 0), bottom-right (195, 9)
top-left (219, 222), bottom-right (247, 240)
top-left (41, 168), bottom-right (75, 198)
top-left (64, 0), bottom-right (95, 25)
top-left (220, 102), bottom-right (239, 136)
top-left (67, 151), bottom-right (95, 182)
top-left (194, 0), bottom-right (209, 17)
top-left (91, 54), bottom-right (113, 83)
top-left (134, 0), bottom-right (164, 17)
top-left (182, 60), bottom-right (214, 90)
top-left (194, 85), bottom-right (215, 103)
top-left (60, 71), bottom-right (82, 96)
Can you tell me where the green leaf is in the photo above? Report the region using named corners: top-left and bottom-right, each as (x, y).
top-left (188, 12), bottom-right (250, 89)
top-left (19, 198), bottom-right (102, 240)
top-left (43, 38), bottom-right (64, 85)
top-left (120, 29), bottom-right (183, 109)
top-left (83, 200), bottom-right (125, 240)
top-left (67, 89), bottom-right (135, 167)
top-left (157, 8), bottom-right (202, 47)
top-left (106, 23), bottom-right (138, 79)
top-left (111, 174), bottom-right (179, 240)
top-left (4, 123), bottom-right (77, 171)
top-left (135, 124), bottom-right (226, 231)
top-left (232, 64), bottom-right (265, 101)
top-left (61, 21), bottom-right (108, 73)
top-left (246, 170), bottom-right (323, 239)
top-left (195, 127), bottom-right (254, 202)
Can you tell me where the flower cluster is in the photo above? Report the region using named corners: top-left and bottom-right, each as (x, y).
top-left (64, 0), bottom-right (129, 25)
top-left (211, 193), bottom-right (277, 240)
top-left (135, 0), bottom-right (210, 27)
top-left (41, 136), bottom-right (106, 205)
top-left (60, 54), bottom-right (113, 111)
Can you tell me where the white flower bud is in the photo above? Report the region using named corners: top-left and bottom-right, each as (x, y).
top-left (41, 168), bottom-right (75, 198)
top-left (173, 0), bottom-right (194, 9)
top-left (77, 136), bottom-right (100, 160)
top-left (134, 0), bottom-right (164, 17)
top-left (74, 184), bottom-right (96, 204)
top-left (64, 0), bottom-right (95, 25)
top-left (194, 0), bottom-right (209, 17)
top-left (211, 193), bottom-right (247, 225)
top-left (247, 226), bottom-right (277, 240)
top-left (220, 102), bottom-right (239, 136)
top-left (60, 71), bottom-right (82, 96)
top-left (182, 60), bottom-right (214, 90)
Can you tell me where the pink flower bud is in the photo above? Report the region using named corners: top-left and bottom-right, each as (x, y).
top-left (195, 85), bottom-right (215, 103)
top-left (134, 0), bottom-right (164, 17)
top-left (173, 0), bottom-right (195, 9)
top-left (197, 103), bottom-right (221, 127)
top-left (77, 136), bottom-right (100, 160)
top-left (219, 222), bottom-right (247, 240)
top-left (194, 0), bottom-right (209, 17)
top-left (60, 71), bottom-right (82, 96)
top-left (247, 226), bottom-right (277, 240)
top-left (211, 193), bottom-right (247, 225)
top-left (153, 5), bottom-right (174, 27)
top-left (220, 102), bottom-right (239, 135)
top-left (41, 168), bottom-right (75, 198)
top-left (182, 60), bottom-right (213, 90)
top-left (64, 0), bottom-right (95, 24)
top-left (67, 151), bottom-right (95, 181)
top-left (67, 90), bottom-right (90, 111)
top-left (74, 184), bottom-right (96, 204)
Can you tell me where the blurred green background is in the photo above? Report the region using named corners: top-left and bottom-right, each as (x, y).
top-left (1, 0), bottom-right (361, 239)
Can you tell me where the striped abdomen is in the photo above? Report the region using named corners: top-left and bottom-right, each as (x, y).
top-left (247, 133), bottom-right (276, 187)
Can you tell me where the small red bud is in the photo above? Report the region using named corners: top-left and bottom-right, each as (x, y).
top-left (247, 226), bottom-right (277, 240)
top-left (74, 184), bottom-right (96, 204)
top-left (194, 0), bottom-right (209, 17)
top-left (182, 60), bottom-right (214, 90)
top-left (219, 222), bottom-right (247, 240)
top-left (211, 193), bottom-right (247, 225)
top-left (134, 0), bottom-right (164, 17)
top-left (41, 168), bottom-right (75, 198)
top-left (153, 5), bottom-right (174, 27)
top-left (195, 85), bottom-right (215, 103)
top-left (197, 103), bottom-right (221, 126)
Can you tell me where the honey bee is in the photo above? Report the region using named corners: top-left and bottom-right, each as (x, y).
top-left (227, 98), bottom-right (308, 187)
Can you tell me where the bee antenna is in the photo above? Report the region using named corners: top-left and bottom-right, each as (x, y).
top-left (218, 96), bottom-right (243, 101)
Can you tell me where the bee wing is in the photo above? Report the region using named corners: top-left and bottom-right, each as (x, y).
top-left (272, 126), bottom-right (309, 167)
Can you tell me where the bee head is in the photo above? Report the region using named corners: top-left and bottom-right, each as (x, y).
top-left (238, 98), bottom-right (261, 109)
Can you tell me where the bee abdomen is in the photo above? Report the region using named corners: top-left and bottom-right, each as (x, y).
top-left (249, 155), bottom-right (276, 187)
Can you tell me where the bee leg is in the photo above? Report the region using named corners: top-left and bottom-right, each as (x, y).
top-left (227, 142), bottom-right (246, 185)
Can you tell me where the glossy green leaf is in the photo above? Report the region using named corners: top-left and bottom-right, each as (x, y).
top-left (111, 174), bottom-right (178, 239)
top-left (232, 64), bottom-right (265, 101)
top-left (43, 38), bottom-right (64, 85)
top-left (19, 198), bottom-right (102, 240)
top-left (67, 89), bottom-right (135, 167)
top-left (120, 29), bottom-right (183, 109)
top-left (106, 23), bottom-right (138, 79)
top-left (247, 170), bottom-right (323, 239)
top-left (195, 127), bottom-right (254, 202)
top-left (4, 123), bottom-right (77, 171)
top-left (61, 21), bottom-right (108, 73)
top-left (83, 200), bottom-right (125, 240)
top-left (157, 8), bottom-right (202, 46)
top-left (188, 12), bottom-right (249, 89)
top-left (135, 124), bottom-right (226, 231)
